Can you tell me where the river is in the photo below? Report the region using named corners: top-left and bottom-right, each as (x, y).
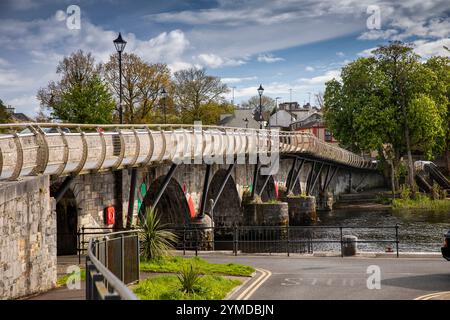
top-left (314, 207), bottom-right (450, 253)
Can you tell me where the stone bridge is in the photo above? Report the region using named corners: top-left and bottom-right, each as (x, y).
top-left (0, 123), bottom-right (384, 299)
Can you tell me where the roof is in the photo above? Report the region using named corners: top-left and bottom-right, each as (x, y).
top-left (290, 112), bottom-right (324, 129)
top-left (218, 109), bottom-right (260, 129)
top-left (12, 113), bottom-right (33, 122)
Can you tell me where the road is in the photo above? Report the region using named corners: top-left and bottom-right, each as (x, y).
top-left (202, 255), bottom-right (450, 300)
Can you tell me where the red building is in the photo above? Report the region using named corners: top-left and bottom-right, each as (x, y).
top-left (289, 113), bottom-right (337, 143)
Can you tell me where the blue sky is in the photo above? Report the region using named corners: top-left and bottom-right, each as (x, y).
top-left (0, 0), bottom-right (449, 116)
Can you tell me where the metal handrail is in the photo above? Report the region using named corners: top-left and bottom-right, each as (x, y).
top-left (0, 122), bottom-right (378, 181)
top-left (86, 230), bottom-right (139, 300)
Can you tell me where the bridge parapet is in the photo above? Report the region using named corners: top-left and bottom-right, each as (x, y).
top-left (0, 123), bottom-right (377, 181)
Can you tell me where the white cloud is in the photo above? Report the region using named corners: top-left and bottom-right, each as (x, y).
top-left (357, 47), bottom-right (376, 57)
top-left (358, 29), bottom-right (399, 40)
top-left (257, 53), bottom-right (285, 63)
top-left (336, 51), bottom-right (345, 57)
top-left (298, 70), bottom-right (341, 85)
top-left (0, 13), bottom-right (195, 115)
top-left (221, 76), bottom-right (258, 84)
top-left (357, 0), bottom-right (449, 41)
top-left (305, 66), bottom-right (315, 72)
top-left (196, 53), bottom-right (246, 69)
top-left (413, 39), bottom-right (450, 58)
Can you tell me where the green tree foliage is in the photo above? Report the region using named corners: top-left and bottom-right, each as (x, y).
top-left (0, 99), bottom-right (12, 123)
top-left (424, 56), bottom-right (450, 174)
top-left (172, 68), bottom-right (229, 124)
top-left (56, 76), bottom-right (115, 124)
top-left (37, 50), bottom-right (114, 123)
top-left (323, 41), bottom-right (448, 191)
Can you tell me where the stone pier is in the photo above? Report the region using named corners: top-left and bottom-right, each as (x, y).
top-left (281, 195), bottom-right (317, 226)
top-left (0, 176), bottom-right (56, 300)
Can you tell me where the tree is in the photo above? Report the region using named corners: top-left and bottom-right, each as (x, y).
top-left (104, 53), bottom-right (171, 123)
top-left (37, 50), bottom-right (114, 123)
top-left (34, 110), bottom-right (51, 122)
top-left (241, 95), bottom-right (276, 121)
top-left (315, 92), bottom-right (324, 109)
top-left (323, 41), bottom-right (448, 192)
top-left (56, 76), bottom-right (115, 124)
top-left (172, 68), bottom-right (229, 123)
top-left (0, 99), bottom-right (12, 124)
top-left (424, 56), bottom-right (450, 174)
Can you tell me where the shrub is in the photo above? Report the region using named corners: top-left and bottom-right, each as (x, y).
top-left (177, 263), bottom-right (201, 294)
top-left (138, 207), bottom-right (178, 261)
top-left (399, 184), bottom-right (411, 200)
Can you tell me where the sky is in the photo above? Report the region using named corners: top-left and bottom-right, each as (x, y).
top-left (0, 0), bottom-right (449, 117)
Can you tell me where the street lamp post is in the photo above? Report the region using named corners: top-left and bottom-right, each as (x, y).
top-left (275, 97), bottom-right (281, 128)
top-left (243, 118), bottom-right (249, 129)
top-left (160, 87), bottom-right (168, 124)
top-left (113, 32), bottom-right (127, 124)
top-left (257, 84), bottom-right (264, 129)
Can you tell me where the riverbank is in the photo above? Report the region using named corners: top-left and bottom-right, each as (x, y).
top-left (392, 195), bottom-right (450, 211)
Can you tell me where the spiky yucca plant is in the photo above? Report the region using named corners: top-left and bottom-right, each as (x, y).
top-left (138, 207), bottom-right (178, 261)
top-left (177, 263), bottom-right (201, 294)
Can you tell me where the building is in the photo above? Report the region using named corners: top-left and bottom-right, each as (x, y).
top-left (218, 108), bottom-right (260, 129)
top-left (268, 109), bottom-right (297, 130)
top-left (6, 106), bottom-right (34, 122)
top-left (290, 112), bottom-right (337, 143)
top-left (279, 102), bottom-right (320, 124)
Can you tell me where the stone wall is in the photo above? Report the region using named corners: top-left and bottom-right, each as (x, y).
top-left (0, 176), bottom-right (56, 300)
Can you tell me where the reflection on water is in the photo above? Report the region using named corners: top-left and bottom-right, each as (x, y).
top-left (313, 208), bottom-right (450, 252)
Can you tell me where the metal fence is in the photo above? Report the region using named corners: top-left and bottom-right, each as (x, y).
top-left (86, 230), bottom-right (139, 300)
top-left (173, 225), bottom-right (400, 257)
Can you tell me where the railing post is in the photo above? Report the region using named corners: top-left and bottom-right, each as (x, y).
top-left (286, 225), bottom-right (290, 257)
top-left (78, 227), bottom-right (81, 265)
top-left (82, 225), bottom-right (85, 258)
top-left (195, 228), bottom-right (198, 257)
top-left (340, 227), bottom-right (343, 258)
top-left (121, 234), bottom-right (125, 282)
top-left (183, 225), bottom-right (186, 256)
top-left (136, 233), bottom-right (140, 280)
top-left (233, 225), bottom-right (238, 256)
top-left (395, 224), bottom-right (399, 258)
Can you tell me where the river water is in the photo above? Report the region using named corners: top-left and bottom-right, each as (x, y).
top-left (311, 207), bottom-right (450, 253)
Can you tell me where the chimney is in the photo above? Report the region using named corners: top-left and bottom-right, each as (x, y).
top-left (6, 105), bottom-right (15, 114)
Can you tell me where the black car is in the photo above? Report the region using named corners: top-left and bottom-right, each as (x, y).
top-left (442, 230), bottom-right (450, 261)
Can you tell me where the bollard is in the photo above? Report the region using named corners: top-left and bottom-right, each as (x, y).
top-left (341, 235), bottom-right (357, 256)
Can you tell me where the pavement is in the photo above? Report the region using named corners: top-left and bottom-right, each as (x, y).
top-left (200, 254), bottom-right (450, 300)
top-left (25, 253), bottom-right (450, 300)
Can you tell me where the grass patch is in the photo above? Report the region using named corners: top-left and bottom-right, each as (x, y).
top-left (140, 256), bottom-right (255, 277)
top-left (392, 195), bottom-right (450, 211)
top-left (132, 274), bottom-right (241, 300)
top-left (56, 268), bottom-right (86, 287)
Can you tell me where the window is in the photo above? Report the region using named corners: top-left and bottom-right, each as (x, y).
top-left (325, 129), bottom-right (332, 142)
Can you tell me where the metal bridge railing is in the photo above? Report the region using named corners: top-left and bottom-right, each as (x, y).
top-left (173, 225), bottom-right (400, 257)
top-left (86, 230), bottom-right (139, 300)
top-left (0, 123), bottom-right (377, 181)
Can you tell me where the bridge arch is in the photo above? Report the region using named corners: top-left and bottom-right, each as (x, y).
top-left (206, 169), bottom-right (241, 228)
top-left (139, 176), bottom-right (190, 226)
top-left (255, 174), bottom-right (277, 201)
top-left (54, 188), bottom-right (78, 255)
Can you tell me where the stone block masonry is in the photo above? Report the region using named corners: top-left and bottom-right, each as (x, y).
top-left (0, 176), bottom-right (56, 300)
